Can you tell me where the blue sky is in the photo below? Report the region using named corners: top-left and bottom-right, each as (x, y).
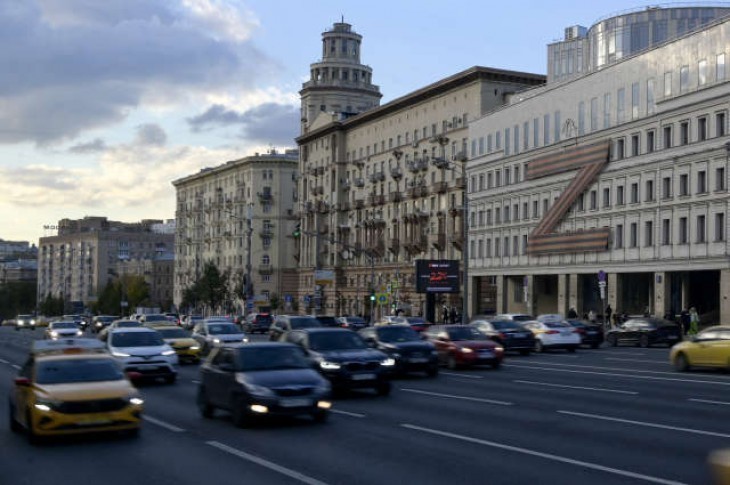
top-left (0, 0), bottom-right (650, 243)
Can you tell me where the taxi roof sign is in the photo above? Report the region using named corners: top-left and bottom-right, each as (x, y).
top-left (32, 338), bottom-right (106, 356)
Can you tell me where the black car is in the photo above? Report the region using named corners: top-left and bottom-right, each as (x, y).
top-left (269, 315), bottom-right (322, 341)
top-left (606, 317), bottom-right (682, 347)
top-left (566, 319), bottom-right (604, 348)
top-left (359, 325), bottom-right (438, 377)
top-left (336, 316), bottom-right (368, 331)
top-left (244, 313), bottom-right (273, 334)
top-left (282, 328), bottom-right (392, 395)
top-left (197, 343), bottom-right (331, 427)
top-left (312, 315), bottom-right (339, 327)
top-left (469, 319), bottom-right (535, 355)
top-left (91, 315), bottom-right (119, 333)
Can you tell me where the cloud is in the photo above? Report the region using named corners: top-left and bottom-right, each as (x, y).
top-left (0, 0), bottom-right (273, 145)
top-left (68, 138), bottom-right (108, 154)
top-left (135, 123), bottom-right (167, 146)
top-left (188, 102), bottom-right (299, 146)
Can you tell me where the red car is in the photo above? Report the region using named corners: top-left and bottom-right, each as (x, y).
top-left (402, 316), bottom-right (430, 333)
top-left (424, 325), bottom-right (504, 369)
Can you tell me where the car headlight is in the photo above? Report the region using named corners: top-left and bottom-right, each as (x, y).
top-left (190, 346), bottom-right (200, 350)
top-left (319, 360), bottom-right (341, 370)
top-left (30, 320), bottom-right (36, 325)
top-left (460, 347), bottom-right (474, 353)
top-left (112, 351), bottom-right (131, 357)
top-left (381, 357), bottom-right (396, 367)
top-left (242, 337), bottom-right (249, 343)
top-left (34, 397), bottom-right (61, 411)
top-left (50, 331), bottom-right (58, 337)
top-left (162, 350), bottom-right (176, 356)
top-left (126, 395), bottom-right (144, 406)
top-left (76, 330), bottom-right (83, 336)
top-left (213, 338), bottom-right (221, 344)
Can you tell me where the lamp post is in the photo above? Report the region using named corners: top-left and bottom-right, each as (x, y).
top-left (431, 135), bottom-right (469, 325)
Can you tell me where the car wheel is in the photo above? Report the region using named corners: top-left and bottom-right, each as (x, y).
top-left (311, 410), bottom-right (329, 423)
top-left (376, 381), bottom-right (391, 396)
top-left (232, 398), bottom-right (251, 428)
top-left (639, 334), bottom-right (650, 348)
top-left (674, 353), bottom-right (690, 372)
top-left (607, 334), bottom-right (618, 347)
top-left (534, 340), bottom-right (545, 353)
top-left (519, 349), bottom-right (531, 356)
top-left (446, 355), bottom-right (458, 370)
top-left (426, 366), bottom-right (439, 378)
top-left (8, 401), bottom-right (21, 433)
top-left (197, 387), bottom-right (214, 418)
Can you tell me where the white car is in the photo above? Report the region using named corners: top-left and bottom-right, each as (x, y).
top-left (107, 327), bottom-right (178, 383)
top-left (46, 321), bottom-right (83, 339)
top-left (15, 314), bottom-right (37, 331)
top-left (522, 319), bottom-right (581, 353)
top-left (192, 320), bottom-right (248, 355)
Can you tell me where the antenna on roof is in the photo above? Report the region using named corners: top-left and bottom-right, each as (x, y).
top-left (341, 14), bottom-right (344, 23)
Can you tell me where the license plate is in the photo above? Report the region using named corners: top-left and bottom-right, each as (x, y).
top-left (78, 418), bottom-right (112, 426)
top-left (479, 350), bottom-right (493, 357)
top-left (351, 373), bottom-right (376, 381)
top-left (409, 357), bottom-right (428, 363)
top-left (280, 398), bottom-right (311, 408)
top-left (561, 331), bottom-right (572, 336)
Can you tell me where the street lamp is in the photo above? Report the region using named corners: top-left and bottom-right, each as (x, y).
top-left (431, 135), bottom-right (469, 325)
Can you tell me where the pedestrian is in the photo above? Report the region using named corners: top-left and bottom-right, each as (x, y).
top-left (605, 304), bottom-right (612, 325)
top-left (567, 307), bottom-right (578, 319)
top-left (679, 309), bottom-right (690, 335)
top-left (449, 306), bottom-right (457, 324)
top-left (442, 305), bottom-right (448, 324)
top-left (612, 312), bottom-right (620, 328)
top-left (588, 309), bottom-right (596, 324)
top-left (688, 307), bottom-right (700, 336)
top-left (644, 305), bottom-right (651, 317)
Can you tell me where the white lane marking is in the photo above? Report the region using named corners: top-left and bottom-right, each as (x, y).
top-left (401, 423), bottom-right (687, 485)
top-left (558, 410), bottom-right (730, 439)
top-left (506, 364), bottom-right (730, 386)
top-left (191, 380), bottom-right (200, 384)
top-left (513, 379), bottom-right (639, 395)
top-left (510, 361), bottom-right (730, 380)
top-left (439, 371), bottom-right (483, 379)
top-left (11, 364), bottom-right (20, 370)
top-left (605, 358), bottom-right (668, 364)
top-left (0, 358), bottom-right (8, 364)
top-left (207, 440), bottom-right (329, 485)
top-left (143, 415), bottom-right (185, 432)
top-left (330, 409), bottom-right (366, 418)
top-left (400, 388), bottom-right (512, 406)
top-left (688, 398), bottom-right (730, 406)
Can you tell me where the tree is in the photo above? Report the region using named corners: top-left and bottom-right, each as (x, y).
top-left (93, 280), bottom-right (122, 315)
top-left (0, 282), bottom-right (38, 318)
top-left (124, 275), bottom-right (151, 309)
top-left (38, 292), bottom-right (64, 317)
top-left (180, 262), bottom-right (230, 314)
top-left (269, 293), bottom-right (281, 313)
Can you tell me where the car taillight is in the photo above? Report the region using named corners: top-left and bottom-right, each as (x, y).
top-left (545, 330), bottom-right (560, 334)
top-left (575, 328), bottom-right (585, 334)
top-left (498, 332), bottom-right (507, 339)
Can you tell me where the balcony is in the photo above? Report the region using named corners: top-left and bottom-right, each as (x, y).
top-left (316, 201), bottom-right (330, 213)
top-left (354, 198), bottom-right (365, 209)
top-left (258, 264), bottom-right (274, 275)
top-left (408, 187), bottom-right (420, 199)
top-left (354, 178), bottom-right (365, 188)
top-left (341, 179), bottom-right (351, 191)
top-left (257, 191), bottom-right (273, 202)
top-left (389, 238), bottom-right (400, 253)
top-left (369, 171), bottom-right (386, 183)
top-left (419, 186), bottom-right (430, 197)
top-left (455, 177), bottom-right (466, 189)
top-left (429, 232), bottom-right (447, 251)
top-left (258, 228), bottom-right (274, 238)
top-left (390, 192), bottom-right (403, 203)
top-left (433, 181), bottom-right (448, 194)
top-left (390, 167), bottom-right (403, 179)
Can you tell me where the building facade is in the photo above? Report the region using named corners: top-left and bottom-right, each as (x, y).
top-left (37, 217), bottom-right (174, 308)
top-left (297, 22), bottom-right (544, 319)
top-left (172, 150), bottom-right (300, 312)
top-left (468, 12), bottom-right (730, 323)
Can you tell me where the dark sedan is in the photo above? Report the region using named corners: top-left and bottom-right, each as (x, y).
top-left (469, 319), bottom-right (535, 355)
top-left (606, 317), bottom-right (682, 347)
top-left (282, 328), bottom-right (393, 395)
top-left (565, 319), bottom-right (604, 348)
top-left (359, 325), bottom-right (439, 377)
top-left (197, 343), bottom-right (332, 427)
top-left (424, 325), bottom-right (504, 370)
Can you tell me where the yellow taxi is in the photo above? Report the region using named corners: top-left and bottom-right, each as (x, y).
top-left (8, 339), bottom-right (143, 443)
top-left (670, 325), bottom-right (730, 371)
top-left (153, 325), bottom-right (201, 364)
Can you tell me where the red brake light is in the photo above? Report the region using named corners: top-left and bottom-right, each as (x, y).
top-left (575, 328), bottom-right (585, 334)
top-left (545, 330), bottom-right (560, 334)
top-left (14, 377), bottom-right (31, 387)
top-left (498, 332), bottom-right (507, 339)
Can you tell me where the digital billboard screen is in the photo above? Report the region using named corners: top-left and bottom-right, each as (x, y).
top-left (415, 259), bottom-right (460, 293)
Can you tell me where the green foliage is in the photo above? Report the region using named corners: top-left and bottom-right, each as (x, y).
top-left (181, 261), bottom-right (230, 313)
top-left (38, 292), bottom-right (64, 317)
top-left (94, 275), bottom-right (150, 315)
top-left (0, 282), bottom-right (38, 318)
top-left (269, 293), bottom-right (281, 312)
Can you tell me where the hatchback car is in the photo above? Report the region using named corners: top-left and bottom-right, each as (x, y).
top-left (523, 319), bottom-right (581, 352)
top-left (192, 320), bottom-right (248, 355)
top-left (282, 328), bottom-right (393, 395)
top-left (45, 321), bottom-right (83, 340)
top-left (197, 343), bottom-right (331, 427)
top-left (107, 328), bottom-right (178, 384)
top-left (469, 319), bottom-right (535, 355)
top-left (423, 325), bottom-right (504, 369)
top-left (359, 325), bottom-right (438, 377)
top-left (565, 319), bottom-right (604, 348)
top-left (670, 325), bottom-right (730, 371)
top-left (244, 313), bottom-right (273, 334)
top-left (268, 315), bottom-right (322, 341)
top-left (606, 317), bottom-right (682, 347)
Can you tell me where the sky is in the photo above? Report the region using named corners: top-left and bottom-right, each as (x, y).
top-left (0, 0), bottom-right (653, 244)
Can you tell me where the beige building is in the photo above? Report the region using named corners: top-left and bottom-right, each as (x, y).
top-left (115, 254), bottom-right (174, 310)
top-left (172, 150), bottom-right (300, 312)
top-left (37, 217), bottom-right (174, 309)
top-left (297, 22), bottom-right (544, 320)
top-left (468, 9), bottom-right (730, 322)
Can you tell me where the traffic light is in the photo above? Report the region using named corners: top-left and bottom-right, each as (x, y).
top-left (370, 290), bottom-right (375, 302)
top-left (293, 222), bottom-right (301, 238)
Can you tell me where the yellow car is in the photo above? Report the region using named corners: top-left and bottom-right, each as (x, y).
top-left (153, 325), bottom-right (201, 364)
top-left (8, 339), bottom-right (143, 443)
top-left (670, 325), bottom-right (730, 371)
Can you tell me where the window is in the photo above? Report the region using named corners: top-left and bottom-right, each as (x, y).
top-left (645, 221), bottom-right (653, 247)
top-left (630, 223), bottom-right (638, 247)
top-left (662, 219), bottom-right (671, 245)
top-left (514, 124), bottom-right (520, 154)
top-left (496, 131), bottom-right (501, 150)
top-left (479, 174), bottom-right (484, 190)
top-left (513, 236), bottom-right (519, 256)
top-left (533, 200), bottom-right (539, 218)
top-left (495, 208), bottom-right (501, 224)
top-left (615, 138), bottom-right (625, 160)
top-left (630, 183), bottom-right (639, 204)
top-left (679, 217), bottom-right (688, 244)
top-left (505, 128), bottom-right (511, 156)
top-left (647, 78), bottom-right (655, 115)
top-left (522, 235), bottom-right (528, 255)
top-left (513, 203), bottom-right (519, 221)
top-left (679, 174), bottom-right (689, 196)
top-left (577, 193), bottom-right (585, 211)
top-left (504, 205), bottom-right (510, 222)
top-left (590, 97), bottom-right (598, 131)
top-left (680, 121), bottom-right (689, 145)
top-left (697, 215), bottom-right (706, 243)
top-left (554, 111), bottom-right (561, 142)
top-left (631, 82), bottom-right (640, 119)
top-left (477, 240), bottom-right (483, 258)
top-left (523, 122), bottom-right (529, 151)
top-left (617, 185), bottom-right (625, 205)
top-left (495, 170), bottom-right (501, 187)
top-left (717, 112), bottom-right (727, 137)
top-left (718, 53), bottom-right (726, 81)
top-left (680, 65), bottom-right (689, 92)
top-left (603, 93), bottom-right (611, 128)
top-left (543, 199), bottom-right (548, 215)
top-left (697, 171), bottom-right (707, 194)
top-left (663, 125), bottom-right (672, 149)
top-left (487, 172), bottom-right (493, 188)
top-left (589, 190), bottom-right (597, 210)
top-left (486, 209), bottom-right (492, 225)
top-left (495, 238), bottom-right (501, 257)
top-left (645, 180), bottom-right (654, 202)
top-left (514, 166), bottom-right (520, 183)
top-left (602, 188), bottom-right (610, 208)
top-left (698, 117), bottom-right (708, 141)
top-left (662, 177), bottom-right (672, 199)
top-left (533, 118), bottom-right (539, 147)
top-left (505, 170), bottom-right (511, 185)
top-left (647, 130), bottom-right (655, 153)
top-left (631, 134), bottom-right (640, 156)
top-left (544, 114), bottom-right (550, 145)
top-left (698, 59), bottom-right (707, 86)
top-left (615, 224), bottom-right (624, 249)
top-left (486, 239), bottom-right (492, 257)
top-left (522, 202), bottom-right (528, 220)
top-left (664, 71), bottom-right (672, 97)
top-left (578, 101), bottom-right (585, 135)
top-left (617, 88), bottom-right (625, 123)
top-left (716, 167), bottom-right (726, 191)
top-left (715, 213), bottom-right (725, 241)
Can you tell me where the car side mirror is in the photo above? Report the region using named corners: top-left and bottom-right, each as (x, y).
top-left (14, 377), bottom-right (31, 387)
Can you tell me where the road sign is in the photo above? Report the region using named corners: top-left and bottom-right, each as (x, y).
top-left (377, 294), bottom-right (388, 304)
top-left (598, 270), bottom-right (607, 282)
top-left (285, 294), bottom-right (293, 303)
top-left (303, 295), bottom-right (311, 304)
top-left (246, 299), bottom-right (254, 310)
top-left (120, 301), bottom-right (128, 307)
top-left (598, 280), bottom-right (607, 300)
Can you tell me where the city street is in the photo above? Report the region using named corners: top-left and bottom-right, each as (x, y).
top-left (1, 327), bottom-right (728, 485)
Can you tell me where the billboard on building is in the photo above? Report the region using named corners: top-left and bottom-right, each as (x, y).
top-left (415, 260), bottom-right (460, 293)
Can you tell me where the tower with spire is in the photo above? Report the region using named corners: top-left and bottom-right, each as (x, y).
top-left (299, 20), bottom-right (382, 134)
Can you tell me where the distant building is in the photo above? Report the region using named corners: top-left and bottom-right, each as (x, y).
top-left (37, 217), bottom-right (175, 309)
top-left (0, 259), bottom-right (37, 284)
top-left (116, 252), bottom-right (174, 310)
top-left (0, 239), bottom-right (37, 261)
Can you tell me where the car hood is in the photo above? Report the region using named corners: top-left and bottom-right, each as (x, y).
top-left (313, 348), bottom-right (386, 362)
top-left (111, 345), bottom-right (168, 357)
top-left (244, 369), bottom-right (327, 388)
top-left (35, 380), bottom-right (135, 401)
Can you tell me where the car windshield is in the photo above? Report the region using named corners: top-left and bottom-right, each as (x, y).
top-left (208, 323), bottom-right (240, 335)
top-left (346, 317), bottom-right (366, 324)
top-left (491, 321), bottom-right (523, 330)
top-left (116, 321), bottom-right (141, 328)
top-left (111, 331), bottom-right (164, 347)
top-left (36, 358), bottom-right (124, 384)
top-left (309, 331), bottom-right (366, 350)
top-left (290, 317), bottom-right (321, 329)
top-left (158, 328), bottom-right (191, 339)
top-left (144, 315), bottom-right (167, 322)
top-left (377, 326), bottom-right (420, 343)
top-left (238, 347), bottom-right (310, 371)
top-left (52, 322), bottom-right (77, 329)
top-left (448, 327), bottom-right (488, 341)
top-left (18, 315), bottom-right (33, 319)
top-left (512, 315), bottom-right (533, 322)
top-left (98, 316), bottom-right (117, 323)
top-left (405, 317), bottom-right (426, 324)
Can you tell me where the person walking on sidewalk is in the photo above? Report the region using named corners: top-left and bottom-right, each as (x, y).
top-left (688, 307), bottom-right (700, 336)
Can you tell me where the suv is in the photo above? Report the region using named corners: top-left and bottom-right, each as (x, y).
top-left (312, 315), bottom-right (339, 327)
top-left (192, 320), bottom-right (248, 355)
top-left (244, 313), bottom-right (273, 334)
top-left (15, 314), bottom-right (37, 331)
top-left (268, 315), bottom-right (321, 341)
top-left (139, 314), bottom-right (170, 327)
top-left (107, 327), bottom-right (178, 383)
top-left (282, 328), bottom-right (393, 395)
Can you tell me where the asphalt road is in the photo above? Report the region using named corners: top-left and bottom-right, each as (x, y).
top-left (1, 326), bottom-right (728, 485)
